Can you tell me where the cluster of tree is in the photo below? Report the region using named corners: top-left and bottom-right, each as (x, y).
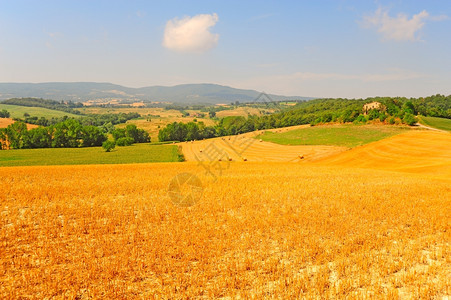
top-left (13, 112), bottom-right (140, 129)
top-left (163, 103), bottom-right (250, 120)
top-left (0, 119), bottom-right (106, 150)
top-left (164, 104), bottom-right (189, 111)
top-left (17, 115), bottom-right (67, 126)
top-left (383, 95), bottom-right (450, 119)
top-left (79, 112), bottom-right (140, 126)
top-left (1, 98), bottom-right (83, 114)
top-left (164, 104), bottom-right (221, 119)
top-left (111, 124), bottom-right (150, 146)
top-left (158, 121), bottom-right (216, 142)
top-left (158, 95), bottom-right (450, 142)
top-left (0, 109), bottom-right (10, 118)
top-left (199, 105), bottom-right (233, 114)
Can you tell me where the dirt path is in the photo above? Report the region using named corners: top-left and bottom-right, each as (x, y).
top-left (415, 122), bottom-right (448, 133)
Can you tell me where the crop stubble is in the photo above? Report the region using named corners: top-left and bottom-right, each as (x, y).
top-left (1, 159), bottom-right (450, 298)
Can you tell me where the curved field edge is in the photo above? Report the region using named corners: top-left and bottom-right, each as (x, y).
top-left (179, 133), bottom-right (347, 163)
top-left (0, 162), bottom-right (449, 298)
top-left (0, 144), bottom-right (181, 167)
top-left (256, 124), bottom-right (414, 148)
top-left (314, 131), bottom-right (451, 179)
top-left (0, 118), bottom-right (38, 130)
top-left (419, 116), bottom-right (451, 132)
top-left (0, 103), bottom-right (80, 119)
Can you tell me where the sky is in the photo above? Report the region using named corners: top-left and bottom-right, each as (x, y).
top-left (0, 0), bottom-right (450, 98)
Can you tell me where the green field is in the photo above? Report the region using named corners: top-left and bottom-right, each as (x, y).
top-left (0, 143), bottom-right (182, 167)
top-left (0, 104), bottom-right (80, 119)
top-left (419, 116), bottom-right (451, 131)
top-left (257, 125), bottom-right (411, 148)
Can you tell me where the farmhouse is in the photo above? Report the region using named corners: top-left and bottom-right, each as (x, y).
top-left (363, 101), bottom-right (385, 115)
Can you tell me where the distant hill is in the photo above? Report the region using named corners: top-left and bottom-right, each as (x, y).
top-left (0, 82), bottom-right (313, 104)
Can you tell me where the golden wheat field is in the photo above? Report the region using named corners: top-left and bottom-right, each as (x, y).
top-left (1, 131), bottom-right (450, 298)
top-left (180, 124), bottom-right (352, 164)
top-left (0, 118), bottom-right (38, 130)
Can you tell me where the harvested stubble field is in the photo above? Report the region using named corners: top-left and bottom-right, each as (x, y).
top-left (1, 131), bottom-right (450, 298)
top-left (0, 118), bottom-right (38, 130)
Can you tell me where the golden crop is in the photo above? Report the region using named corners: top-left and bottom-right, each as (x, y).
top-left (1, 130), bottom-right (450, 298)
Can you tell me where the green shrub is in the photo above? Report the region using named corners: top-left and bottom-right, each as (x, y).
top-left (116, 137), bottom-right (134, 146)
top-left (353, 114), bottom-right (367, 124)
top-left (402, 113), bottom-right (417, 126)
top-left (177, 146), bottom-right (185, 162)
top-left (102, 140), bottom-right (116, 152)
top-left (0, 109), bottom-right (11, 118)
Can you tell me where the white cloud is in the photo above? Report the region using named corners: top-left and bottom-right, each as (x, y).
top-left (163, 13), bottom-right (219, 53)
top-left (361, 8), bottom-right (447, 41)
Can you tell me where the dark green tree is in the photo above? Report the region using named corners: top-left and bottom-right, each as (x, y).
top-left (23, 127), bottom-right (52, 148)
top-left (81, 125), bottom-right (107, 147)
top-left (51, 119), bottom-right (83, 148)
top-left (116, 137), bottom-right (134, 146)
top-left (0, 128), bottom-right (8, 149)
top-left (402, 113), bottom-right (416, 126)
top-left (102, 140), bottom-right (116, 152)
top-left (112, 128), bottom-right (126, 141)
top-left (0, 109), bottom-right (10, 118)
top-left (6, 122), bottom-right (27, 149)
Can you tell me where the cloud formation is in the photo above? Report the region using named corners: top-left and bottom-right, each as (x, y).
top-left (362, 8), bottom-right (447, 41)
top-left (163, 13), bottom-right (219, 53)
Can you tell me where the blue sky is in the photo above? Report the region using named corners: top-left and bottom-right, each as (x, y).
top-left (0, 0), bottom-right (450, 98)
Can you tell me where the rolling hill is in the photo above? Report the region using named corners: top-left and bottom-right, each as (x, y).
top-left (0, 103), bottom-right (81, 119)
top-left (314, 130), bottom-right (451, 178)
top-left (0, 82), bottom-right (312, 104)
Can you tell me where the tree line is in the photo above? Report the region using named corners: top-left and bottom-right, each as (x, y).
top-left (111, 124), bottom-right (150, 146)
top-left (1, 98), bottom-right (141, 128)
top-left (158, 95), bottom-right (450, 142)
top-left (0, 120), bottom-right (150, 150)
top-left (12, 112), bottom-right (140, 128)
top-left (0, 119), bottom-right (106, 150)
top-left (1, 98), bottom-right (83, 115)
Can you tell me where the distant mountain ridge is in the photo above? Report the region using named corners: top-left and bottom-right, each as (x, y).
top-left (0, 82), bottom-right (313, 104)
